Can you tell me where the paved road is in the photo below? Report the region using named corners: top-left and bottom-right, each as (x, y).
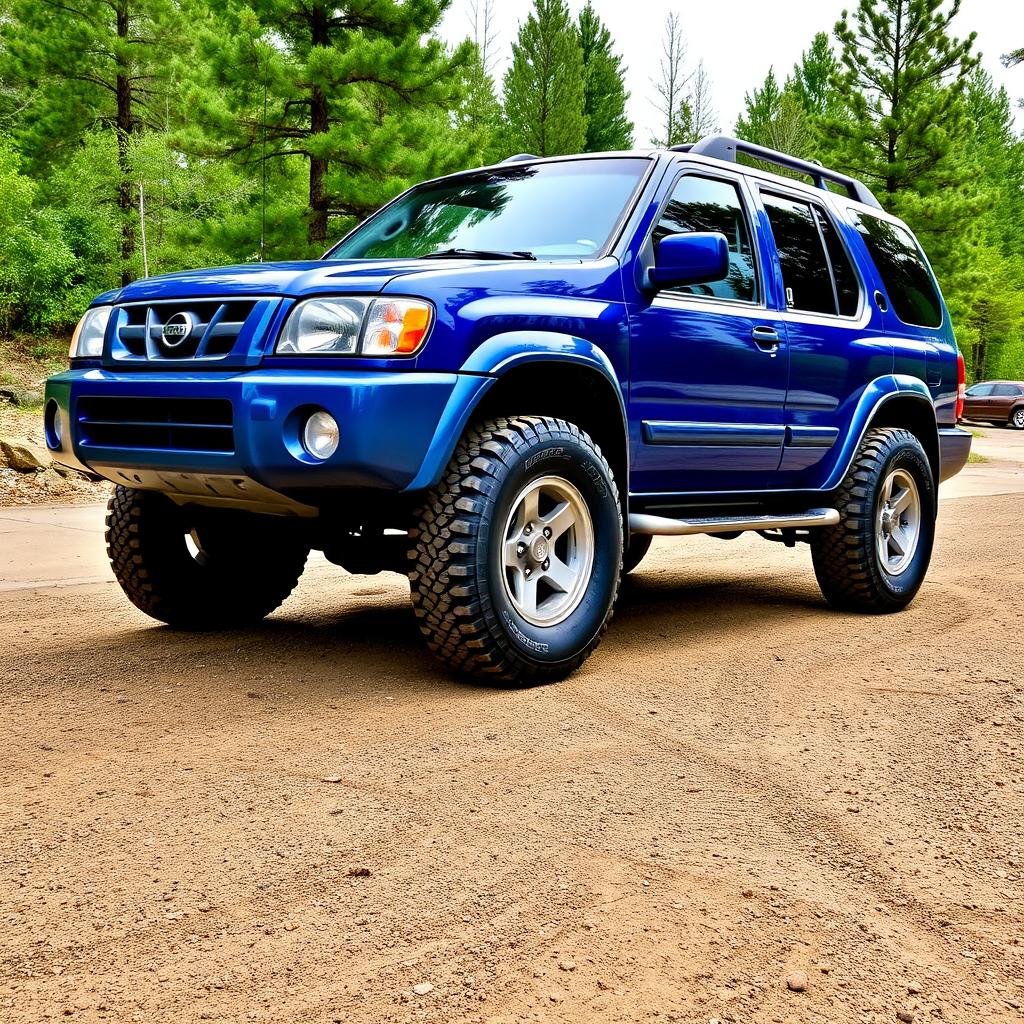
top-left (1, 428), bottom-right (1022, 1023)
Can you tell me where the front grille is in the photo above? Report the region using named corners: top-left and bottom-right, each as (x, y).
top-left (111, 299), bottom-right (262, 364)
top-left (78, 397), bottom-right (234, 453)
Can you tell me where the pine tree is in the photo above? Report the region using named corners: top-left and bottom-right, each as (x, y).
top-left (188, 1), bottom-right (473, 250)
top-left (828, 0), bottom-right (981, 282)
top-left (503, 0), bottom-right (586, 156)
top-left (578, 2), bottom-right (632, 152)
top-left (735, 68), bottom-right (810, 158)
top-left (790, 33), bottom-right (844, 119)
top-left (0, 0), bottom-right (182, 284)
top-left (957, 69), bottom-right (1024, 379)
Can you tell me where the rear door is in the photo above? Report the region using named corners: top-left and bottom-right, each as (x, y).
top-left (626, 170), bottom-right (789, 495)
top-left (754, 188), bottom-right (888, 486)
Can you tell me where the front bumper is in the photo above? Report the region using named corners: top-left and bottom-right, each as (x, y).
top-left (45, 368), bottom-right (493, 514)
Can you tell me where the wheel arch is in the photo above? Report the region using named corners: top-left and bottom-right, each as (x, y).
top-left (407, 335), bottom-right (629, 521)
top-left (823, 376), bottom-right (940, 491)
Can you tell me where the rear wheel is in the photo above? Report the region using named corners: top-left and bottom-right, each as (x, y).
top-left (408, 415), bottom-right (622, 684)
top-left (811, 428), bottom-right (936, 613)
top-left (106, 486), bottom-right (309, 628)
top-left (1011, 407), bottom-right (1024, 430)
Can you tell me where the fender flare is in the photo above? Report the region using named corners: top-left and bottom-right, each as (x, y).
top-left (821, 374), bottom-right (938, 491)
top-left (403, 331), bottom-right (627, 493)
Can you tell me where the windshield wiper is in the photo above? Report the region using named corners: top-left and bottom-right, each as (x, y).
top-left (421, 247), bottom-right (536, 261)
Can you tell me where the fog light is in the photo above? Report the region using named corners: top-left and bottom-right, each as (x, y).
top-left (44, 400), bottom-right (63, 450)
top-left (301, 410), bottom-right (339, 461)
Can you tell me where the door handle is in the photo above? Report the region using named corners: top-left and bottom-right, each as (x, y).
top-left (751, 326), bottom-right (780, 353)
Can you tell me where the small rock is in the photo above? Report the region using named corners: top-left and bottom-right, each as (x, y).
top-left (347, 866), bottom-right (371, 877)
top-left (897, 1012), bottom-right (915, 1023)
top-left (786, 971), bottom-right (809, 993)
top-left (558, 959), bottom-right (576, 972)
top-left (0, 438), bottom-right (50, 472)
top-left (412, 982), bottom-right (434, 996)
top-left (907, 981), bottom-right (922, 995)
top-left (321, 775), bottom-right (344, 783)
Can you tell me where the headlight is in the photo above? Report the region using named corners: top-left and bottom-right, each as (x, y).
top-left (69, 306), bottom-right (112, 358)
top-left (276, 298), bottom-right (370, 354)
top-left (275, 297), bottom-right (432, 357)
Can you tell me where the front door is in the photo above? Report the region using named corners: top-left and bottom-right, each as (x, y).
top-left (628, 171), bottom-right (788, 495)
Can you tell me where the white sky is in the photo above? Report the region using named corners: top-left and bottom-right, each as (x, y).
top-left (439, 0), bottom-right (1024, 144)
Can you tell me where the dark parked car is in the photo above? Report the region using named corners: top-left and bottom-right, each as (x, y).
top-left (962, 381), bottom-right (1024, 429)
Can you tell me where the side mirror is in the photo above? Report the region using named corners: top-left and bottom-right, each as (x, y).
top-left (648, 231), bottom-right (729, 291)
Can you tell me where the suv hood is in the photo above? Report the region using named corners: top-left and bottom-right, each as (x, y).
top-left (95, 259), bottom-right (477, 304)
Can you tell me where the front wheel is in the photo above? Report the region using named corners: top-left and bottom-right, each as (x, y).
top-left (408, 416), bottom-right (622, 684)
top-left (811, 428), bottom-right (936, 613)
top-left (106, 486), bottom-right (309, 628)
top-left (1011, 407), bottom-right (1024, 430)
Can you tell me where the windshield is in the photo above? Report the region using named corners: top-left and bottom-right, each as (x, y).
top-left (328, 158), bottom-right (650, 261)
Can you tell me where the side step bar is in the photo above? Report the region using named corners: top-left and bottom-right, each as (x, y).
top-left (628, 508), bottom-right (841, 537)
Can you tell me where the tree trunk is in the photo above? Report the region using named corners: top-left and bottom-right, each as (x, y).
top-left (116, 3), bottom-right (135, 285)
top-left (307, 5), bottom-right (330, 247)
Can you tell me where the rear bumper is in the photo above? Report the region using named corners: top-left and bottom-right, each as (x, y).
top-left (44, 368), bottom-right (493, 512)
top-left (938, 426), bottom-right (972, 483)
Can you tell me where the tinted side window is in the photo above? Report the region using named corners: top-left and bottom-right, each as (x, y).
top-left (966, 383), bottom-right (994, 396)
top-left (814, 208), bottom-right (860, 316)
top-left (653, 176), bottom-right (757, 302)
top-left (992, 383), bottom-right (1021, 397)
top-left (850, 213), bottom-right (943, 328)
top-left (762, 194), bottom-right (835, 315)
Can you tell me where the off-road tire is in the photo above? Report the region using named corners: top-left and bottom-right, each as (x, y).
top-left (106, 485), bottom-right (309, 628)
top-left (811, 427), bottom-right (935, 613)
top-left (622, 533), bottom-right (653, 575)
top-left (408, 416), bottom-right (622, 684)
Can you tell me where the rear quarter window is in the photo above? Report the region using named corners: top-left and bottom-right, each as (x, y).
top-left (849, 212), bottom-right (943, 328)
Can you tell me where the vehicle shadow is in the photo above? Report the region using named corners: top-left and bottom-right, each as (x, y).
top-left (73, 563), bottom-right (833, 695)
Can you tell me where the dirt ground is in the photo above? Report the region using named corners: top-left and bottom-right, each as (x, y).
top-left (1, 433), bottom-right (1023, 1024)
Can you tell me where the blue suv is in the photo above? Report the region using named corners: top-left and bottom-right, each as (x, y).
top-left (45, 135), bottom-right (971, 683)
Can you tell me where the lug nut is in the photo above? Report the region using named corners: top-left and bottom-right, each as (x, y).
top-left (524, 523), bottom-right (533, 535)
top-left (524, 567), bottom-right (532, 578)
top-left (542, 558), bottom-right (550, 571)
top-left (516, 542), bottom-right (526, 557)
top-left (543, 527), bottom-right (552, 539)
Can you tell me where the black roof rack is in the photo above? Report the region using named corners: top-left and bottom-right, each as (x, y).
top-left (502, 153), bottom-right (539, 163)
top-left (671, 134), bottom-right (882, 210)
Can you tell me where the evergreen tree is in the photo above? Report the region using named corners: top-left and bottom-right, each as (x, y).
top-left (957, 69), bottom-right (1024, 379)
top-left (503, 0), bottom-right (586, 157)
top-left (578, 2), bottom-right (632, 152)
top-left (828, 0), bottom-right (981, 282)
top-left (735, 68), bottom-right (810, 158)
top-left (0, 0), bottom-right (182, 283)
top-left (189, 0), bottom-right (473, 249)
top-left (790, 32), bottom-right (844, 119)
